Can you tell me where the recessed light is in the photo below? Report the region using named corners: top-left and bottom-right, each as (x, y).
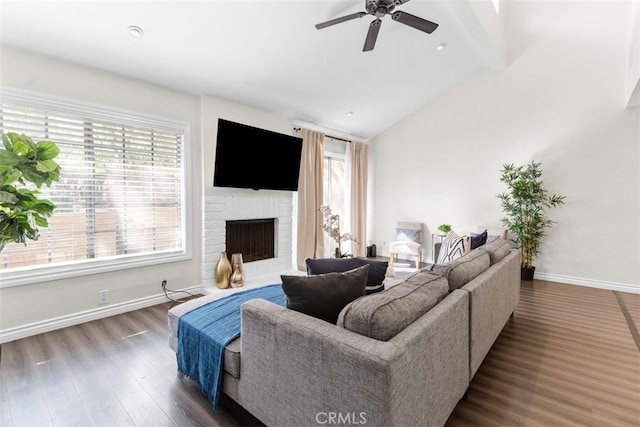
top-left (128, 25), bottom-right (144, 38)
top-left (346, 111), bottom-right (354, 117)
top-left (436, 43), bottom-right (446, 51)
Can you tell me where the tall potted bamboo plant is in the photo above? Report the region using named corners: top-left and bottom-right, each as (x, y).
top-left (497, 161), bottom-right (565, 280)
top-left (0, 132), bottom-right (61, 252)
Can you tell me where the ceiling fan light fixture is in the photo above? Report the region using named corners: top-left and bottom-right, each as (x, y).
top-left (127, 25), bottom-right (144, 38)
top-left (315, 0), bottom-right (439, 52)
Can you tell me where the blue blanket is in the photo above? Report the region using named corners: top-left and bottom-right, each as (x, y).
top-left (177, 284), bottom-right (285, 409)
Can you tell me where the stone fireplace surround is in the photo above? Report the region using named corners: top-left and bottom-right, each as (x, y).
top-left (201, 194), bottom-right (297, 290)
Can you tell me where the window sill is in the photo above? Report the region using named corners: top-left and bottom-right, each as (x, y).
top-left (0, 250), bottom-right (191, 288)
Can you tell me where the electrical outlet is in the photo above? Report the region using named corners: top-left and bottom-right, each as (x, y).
top-left (99, 290), bottom-right (109, 304)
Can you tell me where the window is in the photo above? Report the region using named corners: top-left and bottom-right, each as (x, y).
top-left (322, 138), bottom-right (347, 258)
top-left (0, 88), bottom-right (190, 286)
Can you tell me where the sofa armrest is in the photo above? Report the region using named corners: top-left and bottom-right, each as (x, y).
top-left (238, 290), bottom-right (469, 427)
top-left (461, 249), bottom-right (520, 378)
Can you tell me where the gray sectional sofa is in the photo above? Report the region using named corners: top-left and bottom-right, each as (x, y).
top-left (169, 238), bottom-right (520, 427)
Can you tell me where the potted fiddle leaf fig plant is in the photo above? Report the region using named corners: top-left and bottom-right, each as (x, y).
top-left (0, 132), bottom-right (61, 252)
top-left (497, 161), bottom-right (565, 280)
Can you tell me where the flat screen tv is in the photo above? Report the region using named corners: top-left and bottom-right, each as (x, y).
top-left (213, 119), bottom-right (303, 191)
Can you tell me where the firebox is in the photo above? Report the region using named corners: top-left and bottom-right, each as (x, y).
top-left (225, 218), bottom-right (275, 263)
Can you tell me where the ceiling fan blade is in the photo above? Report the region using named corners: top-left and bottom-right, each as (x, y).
top-left (363, 19), bottom-right (382, 52)
top-left (315, 11), bottom-right (367, 29)
top-left (391, 10), bottom-right (439, 34)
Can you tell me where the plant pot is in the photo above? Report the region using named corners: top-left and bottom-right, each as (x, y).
top-left (521, 266), bottom-right (535, 281)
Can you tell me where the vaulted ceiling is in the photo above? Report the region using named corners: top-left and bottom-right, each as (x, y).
top-left (0, 0), bottom-right (505, 140)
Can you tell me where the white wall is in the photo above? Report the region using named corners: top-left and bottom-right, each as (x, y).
top-left (0, 47), bottom-right (301, 341)
top-left (369, 1), bottom-right (640, 292)
top-left (0, 46), bottom-right (203, 338)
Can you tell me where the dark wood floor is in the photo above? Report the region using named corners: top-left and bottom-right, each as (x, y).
top-left (1, 280), bottom-right (638, 426)
top-left (447, 280), bottom-right (640, 427)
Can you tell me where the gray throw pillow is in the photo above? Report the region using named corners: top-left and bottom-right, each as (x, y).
top-left (281, 264), bottom-right (369, 324)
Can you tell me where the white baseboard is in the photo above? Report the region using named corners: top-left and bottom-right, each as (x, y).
top-left (534, 272), bottom-right (639, 294)
top-left (0, 286), bottom-right (203, 344)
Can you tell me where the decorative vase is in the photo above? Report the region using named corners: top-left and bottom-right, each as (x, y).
top-left (521, 266), bottom-right (535, 281)
top-left (215, 251), bottom-right (232, 289)
top-left (230, 253), bottom-right (244, 288)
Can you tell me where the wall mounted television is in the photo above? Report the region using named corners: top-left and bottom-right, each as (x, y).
top-left (213, 118), bottom-right (303, 191)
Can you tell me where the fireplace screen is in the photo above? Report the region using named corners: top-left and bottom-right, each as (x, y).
top-left (225, 219), bottom-right (275, 262)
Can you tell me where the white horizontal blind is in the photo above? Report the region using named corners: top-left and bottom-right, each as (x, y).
top-left (0, 90), bottom-right (186, 277)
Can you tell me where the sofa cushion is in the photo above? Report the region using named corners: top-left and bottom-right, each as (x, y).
top-left (436, 232), bottom-right (471, 264)
top-left (478, 238), bottom-right (511, 265)
top-left (336, 270), bottom-right (449, 341)
top-left (432, 249), bottom-right (491, 291)
top-left (224, 337), bottom-right (241, 378)
top-left (305, 257), bottom-right (388, 290)
top-left (281, 265), bottom-right (368, 324)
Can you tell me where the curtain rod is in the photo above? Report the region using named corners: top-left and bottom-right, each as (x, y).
top-left (293, 127), bottom-right (351, 143)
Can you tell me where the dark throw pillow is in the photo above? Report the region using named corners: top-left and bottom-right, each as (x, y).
top-left (360, 259), bottom-right (388, 289)
top-left (305, 257), bottom-right (362, 276)
top-left (471, 229), bottom-right (488, 249)
top-left (281, 264), bottom-right (369, 324)
top-left (305, 257), bottom-right (388, 289)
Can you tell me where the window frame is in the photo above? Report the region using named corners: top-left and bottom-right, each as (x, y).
top-left (322, 144), bottom-right (347, 258)
top-left (0, 87), bottom-right (192, 288)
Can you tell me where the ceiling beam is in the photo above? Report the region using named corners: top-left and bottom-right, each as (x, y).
top-left (446, 0), bottom-right (507, 71)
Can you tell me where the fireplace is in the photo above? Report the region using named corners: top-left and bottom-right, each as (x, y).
top-left (226, 218), bottom-right (275, 262)
top-left (201, 194), bottom-right (294, 289)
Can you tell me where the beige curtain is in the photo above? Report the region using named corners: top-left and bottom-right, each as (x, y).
top-left (349, 141), bottom-right (368, 258)
top-left (296, 129), bottom-right (325, 270)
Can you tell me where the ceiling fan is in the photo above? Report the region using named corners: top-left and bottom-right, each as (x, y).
top-left (315, 0), bottom-right (439, 52)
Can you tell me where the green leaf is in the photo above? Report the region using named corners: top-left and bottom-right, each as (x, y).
top-left (11, 134), bottom-right (37, 156)
top-left (27, 200), bottom-right (56, 214)
top-left (2, 133), bottom-right (12, 151)
top-left (0, 190), bottom-right (18, 204)
top-left (43, 167), bottom-right (60, 186)
top-left (0, 169), bottom-right (22, 187)
top-left (18, 164), bottom-right (47, 187)
top-left (36, 141), bottom-right (60, 160)
top-left (33, 213), bottom-right (49, 227)
top-left (15, 187), bottom-right (40, 200)
top-left (36, 159), bottom-right (59, 173)
top-left (0, 149), bottom-right (21, 165)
